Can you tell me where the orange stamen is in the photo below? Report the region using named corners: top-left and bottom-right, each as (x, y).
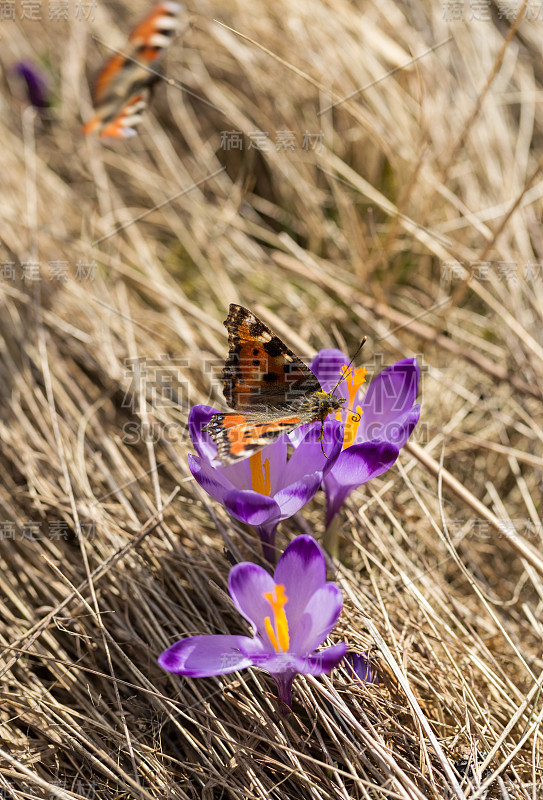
top-left (336, 365), bottom-right (366, 448)
top-left (263, 584), bottom-right (290, 652)
top-left (250, 452), bottom-right (271, 496)
top-left (344, 364), bottom-right (367, 406)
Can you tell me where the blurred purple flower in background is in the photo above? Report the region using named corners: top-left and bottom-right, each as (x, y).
top-left (159, 535), bottom-right (347, 708)
top-left (188, 405), bottom-right (342, 562)
top-left (13, 60), bottom-right (50, 109)
top-left (304, 349), bottom-right (420, 529)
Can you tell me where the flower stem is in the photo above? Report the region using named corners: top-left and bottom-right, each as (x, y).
top-left (273, 673), bottom-right (294, 712)
top-left (254, 524), bottom-right (277, 565)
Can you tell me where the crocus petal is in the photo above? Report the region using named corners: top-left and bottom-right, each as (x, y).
top-left (158, 634), bottom-right (263, 677)
top-left (310, 348), bottom-right (349, 396)
top-left (323, 440), bottom-right (399, 525)
top-left (188, 405), bottom-right (221, 462)
top-left (188, 453), bottom-right (231, 506)
top-left (228, 562), bottom-right (277, 638)
top-left (326, 440), bottom-right (399, 487)
top-left (264, 437), bottom-right (288, 495)
top-left (274, 535), bottom-right (327, 634)
top-left (357, 358), bottom-right (419, 443)
top-left (290, 583), bottom-right (344, 654)
top-left (249, 645), bottom-right (346, 679)
top-left (319, 417), bottom-right (347, 475)
top-left (273, 473), bottom-right (324, 520)
top-left (251, 651), bottom-right (300, 674)
top-left (284, 418), bottom-right (343, 480)
top-left (293, 643), bottom-right (348, 676)
top-left (388, 404), bottom-right (421, 449)
top-left (223, 489), bottom-right (281, 527)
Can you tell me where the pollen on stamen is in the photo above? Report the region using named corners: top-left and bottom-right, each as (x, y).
top-left (334, 365), bottom-right (366, 446)
top-left (262, 584), bottom-right (290, 653)
top-left (336, 365), bottom-right (366, 420)
top-left (344, 365), bottom-right (367, 407)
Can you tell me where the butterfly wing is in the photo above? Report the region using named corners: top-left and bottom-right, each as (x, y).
top-left (205, 411), bottom-right (313, 465)
top-left (222, 304), bottom-right (321, 411)
top-left (83, 92), bottom-right (148, 138)
top-left (82, 1), bottom-right (182, 139)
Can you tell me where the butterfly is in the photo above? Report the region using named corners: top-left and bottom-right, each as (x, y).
top-left (204, 304), bottom-right (351, 465)
top-left (82, 1), bottom-right (182, 139)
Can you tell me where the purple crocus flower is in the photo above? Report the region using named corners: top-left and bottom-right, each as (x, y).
top-left (300, 349), bottom-right (420, 528)
top-left (345, 652), bottom-right (379, 684)
top-left (158, 534), bottom-right (347, 708)
top-left (13, 60), bottom-right (50, 109)
top-left (188, 405), bottom-right (342, 562)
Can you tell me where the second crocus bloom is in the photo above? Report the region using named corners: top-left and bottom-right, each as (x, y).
top-left (188, 405), bottom-right (342, 561)
top-left (305, 349), bottom-right (421, 527)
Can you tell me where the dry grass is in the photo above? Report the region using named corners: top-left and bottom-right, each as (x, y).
top-left (1, 0), bottom-right (542, 797)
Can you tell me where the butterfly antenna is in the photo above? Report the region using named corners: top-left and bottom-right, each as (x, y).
top-left (330, 337), bottom-right (367, 396)
top-left (344, 406), bottom-right (362, 422)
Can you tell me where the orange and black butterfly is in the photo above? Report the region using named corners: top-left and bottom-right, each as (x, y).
top-left (82, 2), bottom-right (182, 139)
top-left (204, 304), bottom-right (351, 465)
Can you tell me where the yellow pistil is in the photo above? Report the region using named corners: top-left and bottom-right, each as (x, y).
top-left (336, 365), bottom-right (367, 448)
top-left (263, 584), bottom-right (290, 652)
top-left (250, 452), bottom-right (271, 496)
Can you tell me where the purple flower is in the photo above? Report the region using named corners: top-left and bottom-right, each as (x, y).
top-left (188, 405), bottom-right (342, 562)
top-left (158, 534), bottom-right (347, 708)
top-left (345, 652), bottom-right (379, 684)
top-left (302, 349), bottom-right (420, 527)
top-left (13, 61), bottom-right (50, 109)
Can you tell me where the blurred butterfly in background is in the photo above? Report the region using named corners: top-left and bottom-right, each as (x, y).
top-left (82, 1), bottom-right (183, 139)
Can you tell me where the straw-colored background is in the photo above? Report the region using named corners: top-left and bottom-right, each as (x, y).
top-left (0, 0), bottom-right (542, 797)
